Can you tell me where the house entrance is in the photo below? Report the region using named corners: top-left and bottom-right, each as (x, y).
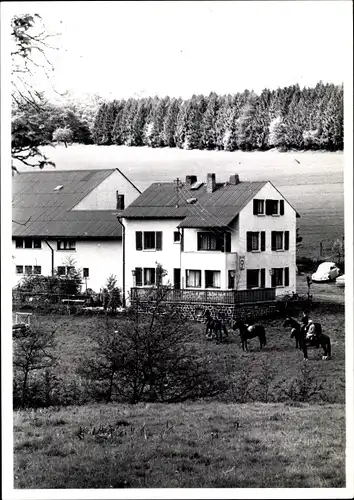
top-left (173, 268), bottom-right (181, 289)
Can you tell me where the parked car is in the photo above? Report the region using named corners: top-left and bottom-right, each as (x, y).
top-left (335, 274), bottom-right (345, 287)
top-left (311, 262), bottom-right (340, 283)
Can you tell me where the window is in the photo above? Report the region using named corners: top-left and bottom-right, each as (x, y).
top-left (33, 266), bottom-right (41, 275)
top-left (67, 266), bottom-right (75, 276)
top-left (136, 231), bottom-right (162, 251)
top-left (186, 270), bottom-right (201, 288)
top-left (57, 266), bottom-right (66, 276)
top-left (271, 267), bottom-right (289, 287)
top-left (116, 192), bottom-right (125, 210)
top-left (247, 269), bottom-right (259, 289)
top-left (16, 265), bottom-right (23, 274)
top-left (205, 270), bottom-right (221, 288)
top-left (197, 231), bottom-right (231, 252)
top-left (174, 231), bottom-right (181, 243)
top-left (57, 240), bottom-right (76, 251)
top-left (253, 199), bottom-right (265, 215)
top-left (144, 268), bottom-right (156, 286)
top-left (14, 238), bottom-right (41, 249)
top-left (25, 265), bottom-right (33, 275)
top-left (83, 268), bottom-right (89, 278)
top-left (266, 199), bottom-right (284, 216)
top-left (247, 232), bottom-right (265, 252)
top-left (271, 231), bottom-right (289, 251)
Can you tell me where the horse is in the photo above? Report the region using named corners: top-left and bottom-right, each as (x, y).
top-left (204, 310), bottom-right (228, 344)
top-left (232, 320), bottom-right (267, 351)
top-left (283, 317), bottom-right (331, 360)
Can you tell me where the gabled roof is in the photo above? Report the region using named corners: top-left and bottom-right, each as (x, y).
top-left (122, 181), bottom-right (268, 227)
top-left (12, 169), bottom-right (123, 238)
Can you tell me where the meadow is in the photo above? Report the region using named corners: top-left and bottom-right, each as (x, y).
top-left (20, 145), bottom-right (344, 259)
top-left (13, 301), bottom-right (345, 488)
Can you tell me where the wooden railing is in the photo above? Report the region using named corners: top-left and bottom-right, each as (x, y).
top-left (130, 287), bottom-right (276, 304)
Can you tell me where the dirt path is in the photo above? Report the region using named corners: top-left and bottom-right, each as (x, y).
top-left (297, 275), bottom-right (344, 304)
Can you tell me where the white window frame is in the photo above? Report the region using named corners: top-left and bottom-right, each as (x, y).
top-left (205, 270), bottom-right (221, 289)
top-left (186, 269), bottom-right (201, 288)
top-left (57, 240), bottom-right (76, 251)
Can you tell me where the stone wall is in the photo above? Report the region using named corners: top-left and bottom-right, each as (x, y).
top-left (131, 299), bottom-right (277, 323)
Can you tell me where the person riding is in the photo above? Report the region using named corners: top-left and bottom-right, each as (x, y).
top-left (305, 319), bottom-right (320, 349)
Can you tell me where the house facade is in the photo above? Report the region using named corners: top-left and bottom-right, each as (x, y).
top-left (122, 173), bottom-right (299, 305)
top-left (12, 168), bottom-right (141, 292)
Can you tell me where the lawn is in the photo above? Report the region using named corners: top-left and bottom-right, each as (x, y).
top-left (12, 300), bottom-right (346, 488)
top-left (18, 145), bottom-right (344, 259)
top-left (13, 401), bottom-right (345, 488)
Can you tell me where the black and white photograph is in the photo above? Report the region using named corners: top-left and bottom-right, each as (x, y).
top-left (1, 1), bottom-right (353, 498)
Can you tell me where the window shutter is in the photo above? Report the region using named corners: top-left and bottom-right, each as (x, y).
top-left (151, 268), bottom-right (156, 285)
top-left (136, 231), bottom-right (143, 250)
top-left (197, 233), bottom-right (202, 251)
top-left (156, 231), bottom-right (162, 250)
top-left (253, 199), bottom-right (258, 215)
top-left (284, 267), bottom-right (289, 286)
top-left (246, 232), bottom-right (252, 252)
top-left (260, 268), bottom-right (265, 288)
top-left (135, 267), bottom-right (142, 286)
top-left (265, 199), bottom-right (272, 215)
top-left (271, 231), bottom-right (276, 251)
top-left (280, 200), bottom-right (284, 215)
top-left (261, 232), bottom-right (266, 251)
top-left (285, 231), bottom-right (289, 250)
top-left (181, 230), bottom-right (184, 252)
top-left (271, 271), bottom-right (276, 287)
top-left (225, 232), bottom-right (231, 253)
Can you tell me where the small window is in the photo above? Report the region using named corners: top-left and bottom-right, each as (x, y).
top-left (271, 268), bottom-right (284, 287)
top-left (33, 266), bottom-right (41, 275)
top-left (66, 266), bottom-right (75, 276)
top-left (186, 270), bottom-right (201, 288)
top-left (144, 267), bottom-right (156, 286)
top-left (33, 239), bottom-right (41, 249)
top-left (266, 199), bottom-right (279, 216)
top-left (16, 265), bottom-right (24, 274)
top-left (228, 270), bottom-right (235, 289)
top-left (83, 268), bottom-right (89, 278)
top-left (198, 232), bottom-right (222, 251)
top-left (174, 231), bottom-right (181, 243)
top-left (116, 193), bottom-right (125, 210)
top-left (205, 270), bottom-right (221, 288)
top-left (15, 238), bottom-right (23, 249)
top-left (247, 269), bottom-right (260, 289)
top-left (144, 232), bottom-right (156, 250)
top-left (25, 265), bottom-right (33, 275)
top-left (253, 199), bottom-right (265, 215)
top-left (57, 240), bottom-right (76, 251)
top-left (57, 266), bottom-right (66, 276)
top-left (24, 238), bottom-right (32, 249)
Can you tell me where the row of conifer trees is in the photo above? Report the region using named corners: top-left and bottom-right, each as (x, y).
top-left (92, 82), bottom-right (343, 151)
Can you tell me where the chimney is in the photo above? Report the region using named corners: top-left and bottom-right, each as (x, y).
top-left (207, 173), bottom-right (216, 193)
top-left (229, 174), bottom-right (240, 185)
top-left (185, 175), bottom-right (197, 185)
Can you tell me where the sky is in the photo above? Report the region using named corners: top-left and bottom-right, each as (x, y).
top-left (3, 0), bottom-right (353, 100)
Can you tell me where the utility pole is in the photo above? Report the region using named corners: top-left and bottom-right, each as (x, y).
top-left (175, 177), bottom-right (180, 208)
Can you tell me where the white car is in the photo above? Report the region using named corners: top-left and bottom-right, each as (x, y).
top-left (311, 262), bottom-right (340, 283)
top-left (335, 274), bottom-right (345, 287)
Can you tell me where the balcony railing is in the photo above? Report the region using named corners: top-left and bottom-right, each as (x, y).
top-left (130, 287), bottom-right (276, 304)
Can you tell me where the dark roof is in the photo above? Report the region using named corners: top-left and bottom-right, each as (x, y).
top-left (122, 181), bottom-right (268, 227)
top-left (12, 169), bottom-right (122, 238)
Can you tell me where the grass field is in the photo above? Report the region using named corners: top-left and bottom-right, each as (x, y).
top-left (18, 145), bottom-right (344, 259)
top-left (13, 401), bottom-right (345, 489)
top-left (13, 300), bottom-right (345, 488)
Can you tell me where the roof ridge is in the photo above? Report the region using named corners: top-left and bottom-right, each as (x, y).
top-left (14, 168), bottom-right (117, 175)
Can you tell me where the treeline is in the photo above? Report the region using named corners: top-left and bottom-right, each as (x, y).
top-left (92, 82), bottom-right (343, 151)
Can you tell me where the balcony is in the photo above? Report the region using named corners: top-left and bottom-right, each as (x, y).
top-left (130, 287), bottom-right (276, 305)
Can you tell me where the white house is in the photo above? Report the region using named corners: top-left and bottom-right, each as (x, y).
top-left (12, 168), bottom-right (141, 292)
top-left (121, 173), bottom-right (300, 304)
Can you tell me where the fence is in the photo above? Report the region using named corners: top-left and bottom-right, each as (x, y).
top-left (130, 287), bottom-right (276, 305)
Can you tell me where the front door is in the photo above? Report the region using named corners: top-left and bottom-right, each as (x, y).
top-left (173, 268), bottom-right (181, 289)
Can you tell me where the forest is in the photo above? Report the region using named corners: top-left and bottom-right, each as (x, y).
top-left (92, 82), bottom-right (343, 151)
top-left (12, 82), bottom-right (343, 160)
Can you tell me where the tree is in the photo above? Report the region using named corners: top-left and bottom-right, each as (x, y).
top-left (236, 92), bottom-right (259, 150)
top-left (13, 319), bottom-right (56, 408)
top-left (52, 126), bottom-right (73, 147)
top-left (332, 238), bottom-right (344, 267)
top-left (79, 270), bottom-right (223, 403)
top-left (11, 14), bottom-right (59, 172)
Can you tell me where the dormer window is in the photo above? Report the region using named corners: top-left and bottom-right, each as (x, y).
top-left (54, 185), bottom-right (63, 191)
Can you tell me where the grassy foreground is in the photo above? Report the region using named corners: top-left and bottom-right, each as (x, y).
top-left (14, 401), bottom-right (345, 488)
